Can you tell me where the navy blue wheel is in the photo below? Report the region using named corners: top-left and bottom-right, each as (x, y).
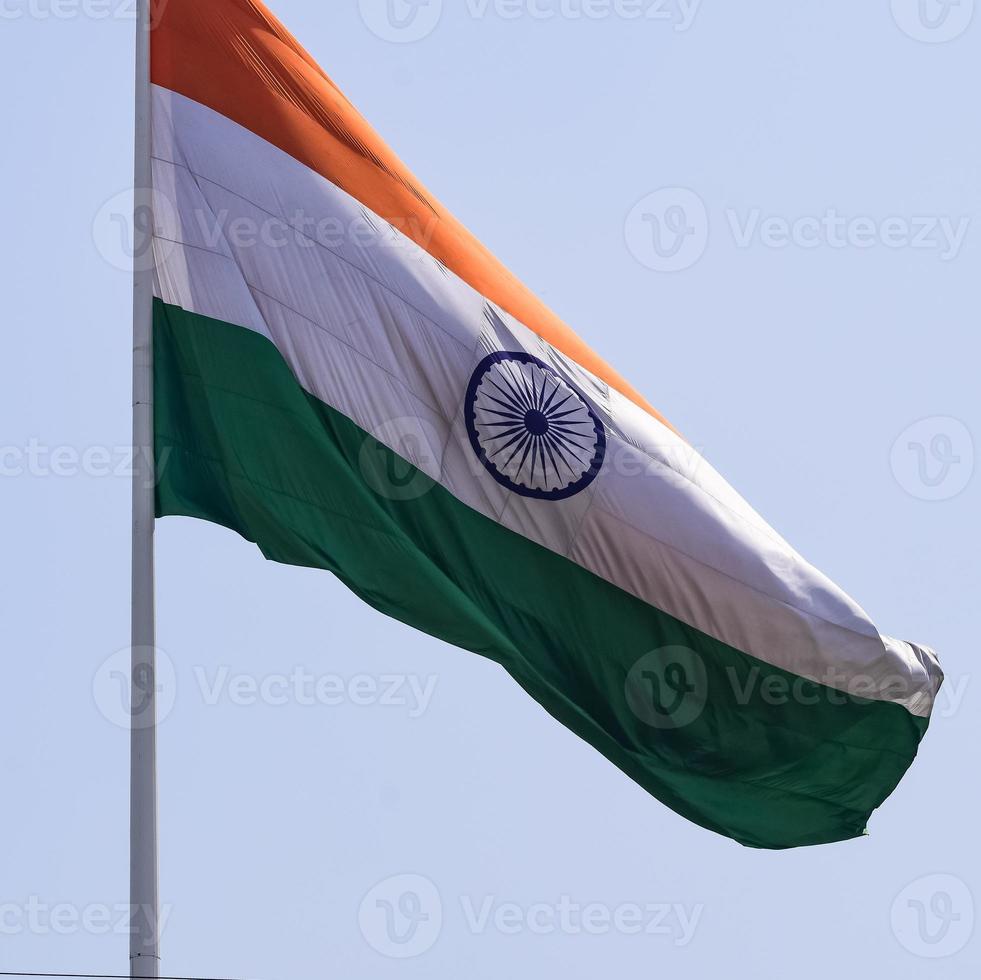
top-left (465, 351), bottom-right (607, 501)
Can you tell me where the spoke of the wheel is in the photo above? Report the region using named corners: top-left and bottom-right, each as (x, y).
top-left (532, 370), bottom-right (544, 413)
top-left (544, 431), bottom-right (577, 475)
top-left (499, 431), bottom-right (532, 471)
top-left (548, 428), bottom-right (591, 457)
top-left (544, 392), bottom-right (577, 418)
top-left (548, 427), bottom-right (592, 463)
top-left (510, 363), bottom-right (537, 413)
top-left (547, 405), bottom-right (587, 421)
top-left (479, 407), bottom-right (526, 422)
top-left (483, 423), bottom-right (530, 442)
top-left (540, 433), bottom-right (562, 484)
top-left (482, 419), bottom-right (534, 431)
top-left (548, 423), bottom-right (594, 437)
top-left (486, 379), bottom-right (528, 416)
top-left (498, 366), bottom-right (533, 413)
top-left (514, 432), bottom-right (536, 480)
top-left (540, 378), bottom-right (564, 415)
top-left (483, 391), bottom-right (527, 418)
top-left (488, 374), bottom-right (529, 413)
top-left (528, 370), bottom-right (540, 414)
top-left (533, 435), bottom-right (547, 488)
top-left (490, 429), bottom-right (530, 462)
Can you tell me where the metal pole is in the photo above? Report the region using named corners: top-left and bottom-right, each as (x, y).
top-left (130, 0), bottom-right (159, 976)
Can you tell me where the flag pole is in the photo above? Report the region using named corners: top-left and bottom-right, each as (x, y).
top-left (131, 0), bottom-right (159, 977)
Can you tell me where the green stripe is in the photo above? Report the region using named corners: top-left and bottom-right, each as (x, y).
top-left (153, 299), bottom-right (928, 849)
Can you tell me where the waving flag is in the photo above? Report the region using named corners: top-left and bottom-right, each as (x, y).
top-left (148, 0), bottom-right (942, 848)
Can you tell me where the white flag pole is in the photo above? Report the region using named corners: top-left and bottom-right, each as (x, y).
top-left (130, 0), bottom-right (159, 977)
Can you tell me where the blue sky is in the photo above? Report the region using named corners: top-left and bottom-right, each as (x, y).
top-left (0, 1), bottom-right (977, 977)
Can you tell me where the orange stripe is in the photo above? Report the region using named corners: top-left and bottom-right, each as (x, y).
top-left (150, 0), bottom-right (675, 432)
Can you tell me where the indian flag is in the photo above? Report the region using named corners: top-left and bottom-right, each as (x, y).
top-left (148, 0), bottom-right (942, 848)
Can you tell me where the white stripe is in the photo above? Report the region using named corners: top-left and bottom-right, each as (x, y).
top-left (150, 85), bottom-right (941, 716)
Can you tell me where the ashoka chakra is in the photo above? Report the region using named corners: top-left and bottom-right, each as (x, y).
top-left (465, 351), bottom-right (606, 501)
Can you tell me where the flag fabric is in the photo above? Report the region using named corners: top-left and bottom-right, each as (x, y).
top-left (148, 0), bottom-right (942, 848)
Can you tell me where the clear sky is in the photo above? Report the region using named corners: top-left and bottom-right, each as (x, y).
top-left (0, 1), bottom-right (977, 978)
